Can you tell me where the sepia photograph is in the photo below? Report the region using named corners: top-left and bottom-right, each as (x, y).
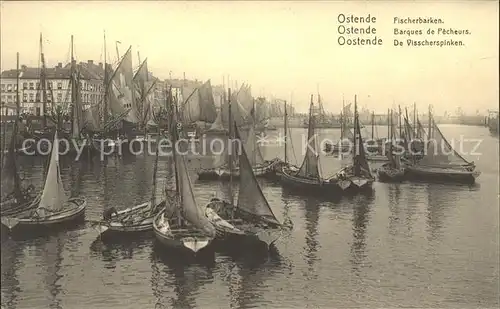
top-left (0, 1), bottom-right (498, 308)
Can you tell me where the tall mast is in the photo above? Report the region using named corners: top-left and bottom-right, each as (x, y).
top-left (387, 108), bottom-right (390, 139)
top-left (428, 104), bottom-right (432, 138)
top-left (405, 107), bottom-right (410, 138)
top-left (413, 102), bottom-right (417, 136)
top-left (371, 111), bottom-right (374, 140)
top-left (39, 33), bottom-right (48, 128)
top-left (228, 88), bottom-right (234, 215)
top-left (398, 105), bottom-right (402, 138)
top-left (115, 41), bottom-right (120, 62)
top-left (352, 95), bottom-right (358, 167)
top-left (284, 100), bottom-right (288, 164)
top-left (16, 52), bottom-right (20, 116)
top-left (70, 35), bottom-right (77, 137)
top-left (251, 98), bottom-right (256, 165)
top-left (103, 31), bottom-right (108, 126)
top-left (170, 86), bottom-right (182, 226)
top-left (389, 109), bottom-right (394, 164)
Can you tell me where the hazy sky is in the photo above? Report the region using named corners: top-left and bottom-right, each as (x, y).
top-left (1, 1), bottom-right (498, 114)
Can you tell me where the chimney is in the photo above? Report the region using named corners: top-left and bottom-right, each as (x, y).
top-left (21, 65), bottom-right (27, 70)
top-left (71, 60), bottom-right (76, 66)
top-left (88, 60), bottom-right (93, 65)
top-left (98, 62), bottom-right (103, 69)
top-left (58, 62), bottom-right (62, 68)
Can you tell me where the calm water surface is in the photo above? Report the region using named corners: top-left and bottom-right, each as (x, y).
top-left (1, 125), bottom-right (499, 309)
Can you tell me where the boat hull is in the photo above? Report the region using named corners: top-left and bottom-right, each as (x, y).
top-left (377, 166), bottom-right (406, 182)
top-left (197, 160), bottom-right (279, 181)
top-left (205, 199), bottom-right (283, 247)
top-left (94, 201), bottom-right (166, 236)
top-left (366, 155), bottom-right (389, 162)
top-left (280, 168), bottom-right (374, 196)
top-left (153, 209), bottom-right (214, 255)
top-left (1, 198), bottom-right (87, 232)
top-left (405, 165), bottom-right (480, 184)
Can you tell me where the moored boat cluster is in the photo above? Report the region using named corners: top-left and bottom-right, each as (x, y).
top-left (0, 40), bottom-right (482, 258)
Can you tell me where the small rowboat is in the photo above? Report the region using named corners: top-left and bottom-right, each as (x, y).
top-left (94, 201), bottom-right (165, 235)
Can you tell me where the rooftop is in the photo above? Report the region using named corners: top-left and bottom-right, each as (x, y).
top-left (1, 60), bottom-right (106, 81)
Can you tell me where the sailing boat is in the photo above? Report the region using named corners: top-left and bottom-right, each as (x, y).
top-left (324, 102), bottom-right (354, 156)
top-left (365, 110), bottom-right (390, 163)
top-left (405, 106), bottom-right (480, 184)
top-left (94, 126), bottom-right (166, 236)
top-left (0, 52), bottom-right (37, 217)
top-left (205, 121), bottom-right (289, 247)
top-left (197, 91), bottom-right (279, 180)
top-left (1, 131), bottom-right (87, 232)
top-left (153, 88), bottom-right (216, 254)
top-left (377, 109), bottom-right (406, 182)
top-left (280, 96), bottom-right (340, 195)
top-left (88, 34), bottom-right (133, 155)
top-left (330, 96), bottom-right (375, 191)
top-left (274, 99), bottom-right (299, 177)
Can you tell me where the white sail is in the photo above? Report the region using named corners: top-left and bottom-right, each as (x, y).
top-left (37, 132), bottom-right (68, 215)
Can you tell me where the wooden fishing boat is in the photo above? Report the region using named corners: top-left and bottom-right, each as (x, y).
top-left (405, 107), bottom-right (480, 184)
top-left (1, 53), bottom-right (38, 217)
top-left (94, 123), bottom-right (167, 236)
top-left (281, 97), bottom-right (341, 195)
top-left (1, 131), bottom-right (87, 232)
top-left (197, 159), bottom-right (280, 180)
top-left (95, 201), bottom-right (165, 235)
top-left (205, 121), bottom-right (291, 247)
top-left (321, 96), bottom-right (375, 192)
top-left (197, 94), bottom-right (278, 180)
top-left (153, 88), bottom-right (217, 255)
top-left (377, 110), bottom-right (406, 182)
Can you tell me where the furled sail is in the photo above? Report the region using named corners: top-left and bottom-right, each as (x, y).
top-left (297, 102), bottom-right (320, 178)
top-left (235, 124), bottom-right (280, 225)
top-left (418, 118), bottom-right (471, 166)
top-left (36, 131), bottom-right (68, 215)
top-left (175, 150), bottom-right (216, 237)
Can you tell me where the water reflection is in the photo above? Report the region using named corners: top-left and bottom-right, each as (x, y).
top-left (150, 243), bottom-right (215, 309)
top-left (387, 184), bottom-right (402, 237)
top-left (349, 194), bottom-right (374, 277)
top-left (218, 244), bottom-right (287, 309)
top-left (301, 197), bottom-right (321, 280)
top-left (89, 233), bottom-right (154, 269)
top-left (425, 184), bottom-right (455, 242)
top-left (29, 233), bottom-right (66, 309)
top-left (1, 238), bottom-right (26, 309)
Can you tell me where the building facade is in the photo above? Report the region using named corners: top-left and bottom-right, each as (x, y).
top-left (0, 60), bottom-right (105, 117)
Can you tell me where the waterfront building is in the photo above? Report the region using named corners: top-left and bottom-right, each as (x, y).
top-left (0, 60), bottom-right (105, 116)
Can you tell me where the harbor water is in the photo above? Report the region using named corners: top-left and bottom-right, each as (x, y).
top-left (1, 125), bottom-right (499, 308)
